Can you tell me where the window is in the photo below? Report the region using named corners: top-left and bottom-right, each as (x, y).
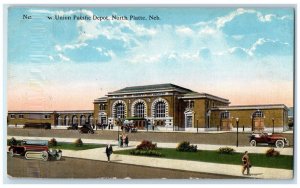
top-left (115, 103), bottom-right (125, 118)
top-left (10, 114), bottom-right (16, 119)
top-left (99, 104), bottom-right (106, 111)
top-left (253, 111), bottom-right (264, 118)
top-left (221, 111), bottom-right (230, 119)
top-left (135, 102), bottom-right (145, 117)
top-left (44, 114), bottom-right (50, 119)
top-left (19, 114), bottom-right (24, 119)
top-left (155, 101), bottom-right (166, 118)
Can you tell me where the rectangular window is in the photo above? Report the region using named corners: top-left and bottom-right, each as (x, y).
top-left (10, 114), bottom-right (16, 119)
top-left (18, 114), bottom-right (24, 118)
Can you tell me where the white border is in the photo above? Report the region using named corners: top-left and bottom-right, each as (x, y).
top-left (1, 0), bottom-right (299, 187)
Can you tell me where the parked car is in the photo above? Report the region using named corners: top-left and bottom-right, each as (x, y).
top-left (249, 132), bottom-right (289, 148)
top-left (67, 123), bottom-right (78, 130)
top-left (23, 122), bottom-right (51, 129)
top-left (79, 124), bottom-right (94, 134)
top-left (8, 139), bottom-right (62, 161)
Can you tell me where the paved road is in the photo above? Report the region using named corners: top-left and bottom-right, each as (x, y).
top-left (7, 155), bottom-right (237, 179)
top-left (7, 128), bottom-right (294, 146)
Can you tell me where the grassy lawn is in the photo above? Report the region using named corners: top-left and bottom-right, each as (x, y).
top-left (50, 142), bottom-right (106, 150)
top-left (114, 148), bottom-right (293, 170)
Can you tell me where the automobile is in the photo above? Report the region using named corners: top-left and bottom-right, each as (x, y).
top-left (8, 139), bottom-right (62, 161)
top-left (79, 124), bottom-right (94, 134)
top-left (121, 124), bottom-right (138, 133)
top-left (67, 123), bottom-right (78, 130)
top-left (23, 122), bottom-right (51, 129)
top-left (249, 132), bottom-right (289, 148)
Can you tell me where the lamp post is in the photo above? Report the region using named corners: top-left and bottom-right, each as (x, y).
top-left (117, 116), bottom-right (120, 142)
top-left (236, 117), bottom-right (239, 147)
top-left (272, 118), bottom-right (275, 134)
top-left (197, 119), bottom-right (199, 133)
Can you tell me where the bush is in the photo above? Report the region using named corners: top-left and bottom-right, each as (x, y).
top-left (48, 138), bottom-right (58, 147)
top-left (74, 138), bottom-right (83, 147)
top-left (176, 141), bottom-right (197, 152)
top-left (130, 149), bottom-right (164, 157)
top-left (218, 147), bottom-right (235, 154)
top-left (8, 137), bottom-right (17, 146)
top-left (136, 140), bottom-right (157, 150)
top-left (266, 148), bottom-right (280, 157)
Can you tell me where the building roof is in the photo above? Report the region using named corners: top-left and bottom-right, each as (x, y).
top-left (94, 97), bottom-right (108, 103)
top-left (180, 92), bottom-right (230, 104)
top-left (107, 83), bottom-right (193, 95)
top-left (211, 104), bottom-right (288, 111)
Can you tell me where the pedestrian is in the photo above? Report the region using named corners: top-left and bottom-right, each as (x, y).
top-left (105, 144), bottom-right (113, 162)
top-left (242, 151), bottom-right (251, 175)
top-left (122, 134), bottom-right (126, 147)
top-left (125, 135), bottom-right (129, 147)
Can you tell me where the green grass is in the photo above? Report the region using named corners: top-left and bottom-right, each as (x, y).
top-left (50, 142), bottom-right (106, 150)
top-left (114, 148), bottom-right (293, 170)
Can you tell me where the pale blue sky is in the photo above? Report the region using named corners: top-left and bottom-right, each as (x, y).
top-left (7, 7), bottom-right (294, 110)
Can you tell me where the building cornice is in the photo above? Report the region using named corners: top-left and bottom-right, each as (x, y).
top-left (211, 104), bottom-right (288, 111)
top-left (8, 110), bottom-right (93, 114)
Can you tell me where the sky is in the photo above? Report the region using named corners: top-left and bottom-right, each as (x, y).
top-left (7, 7), bottom-right (294, 110)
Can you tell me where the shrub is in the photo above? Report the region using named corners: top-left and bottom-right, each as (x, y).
top-left (48, 138), bottom-right (58, 147)
top-left (176, 141), bottom-right (197, 152)
top-left (130, 149), bottom-right (164, 157)
top-left (8, 137), bottom-right (17, 146)
top-left (266, 148), bottom-right (280, 157)
top-left (136, 140), bottom-right (157, 150)
top-left (218, 147), bottom-right (235, 154)
top-left (74, 138), bottom-right (83, 147)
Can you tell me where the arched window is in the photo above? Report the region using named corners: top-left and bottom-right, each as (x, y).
top-left (115, 103), bottom-right (125, 118)
top-left (253, 111), bottom-right (264, 118)
top-left (155, 101), bottom-right (166, 118)
top-left (134, 102), bottom-right (145, 117)
top-left (221, 111), bottom-right (230, 119)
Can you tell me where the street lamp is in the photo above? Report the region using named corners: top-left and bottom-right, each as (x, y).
top-left (236, 117), bottom-right (239, 147)
top-left (272, 118), bottom-right (275, 134)
top-left (118, 115), bottom-right (120, 142)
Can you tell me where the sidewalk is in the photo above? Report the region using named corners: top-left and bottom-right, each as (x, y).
top-left (7, 136), bottom-right (293, 179)
top-left (8, 136), bottom-right (293, 155)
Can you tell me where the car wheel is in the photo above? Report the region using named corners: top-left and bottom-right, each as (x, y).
top-left (41, 151), bottom-right (49, 161)
top-left (250, 140), bottom-right (256, 147)
top-left (9, 149), bottom-right (14, 157)
top-left (275, 140), bottom-right (285, 148)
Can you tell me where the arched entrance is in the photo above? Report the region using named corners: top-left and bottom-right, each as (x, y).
top-left (64, 115), bottom-right (70, 126)
top-left (184, 110), bottom-right (194, 128)
top-left (72, 115), bottom-right (78, 125)
top-left (80, 115), bottom-right (86, 125)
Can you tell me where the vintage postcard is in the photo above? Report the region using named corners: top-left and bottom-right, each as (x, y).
top-left (5, 6), bottom-right (294, 180)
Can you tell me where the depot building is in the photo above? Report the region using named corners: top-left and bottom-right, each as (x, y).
top-left (7, 83), bottom-right (289, 132)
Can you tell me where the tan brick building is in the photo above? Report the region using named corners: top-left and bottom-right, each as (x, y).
top-left (7, 83), bottom-right (290, 132)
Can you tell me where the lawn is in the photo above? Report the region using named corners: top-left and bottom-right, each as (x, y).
top-left (50, 142), bottom-right (106, 150)
top-left (114, 148), bottom-right (293, 170)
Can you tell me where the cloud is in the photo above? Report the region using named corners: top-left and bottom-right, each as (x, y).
top-left (58, 54), bottom-right (71, 62)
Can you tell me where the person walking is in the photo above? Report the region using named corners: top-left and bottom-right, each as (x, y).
top-left (105, 144), bottom-right (113, 162)
top-left (125, 135), bottom-right (129, 147)
top-left (242, 151), bottom-right (251, 175)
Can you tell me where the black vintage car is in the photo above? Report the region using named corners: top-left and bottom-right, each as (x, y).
top-left (79, 124), bottom-right (94, 134)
